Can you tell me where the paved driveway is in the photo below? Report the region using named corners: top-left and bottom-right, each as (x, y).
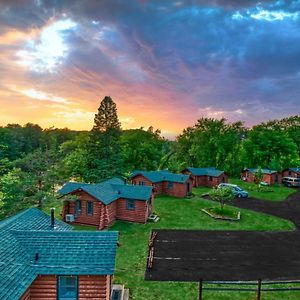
top-left (230, 189), bottom-right (300, 229)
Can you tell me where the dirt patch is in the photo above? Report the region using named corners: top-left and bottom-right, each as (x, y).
top-left (145, 229), bottom-right (300, 282)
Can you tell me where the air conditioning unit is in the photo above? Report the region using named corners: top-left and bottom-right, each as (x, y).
top-left (65, 214), bottom-right (75, 222)
top-left (111, 284), bottom-right (129, 300)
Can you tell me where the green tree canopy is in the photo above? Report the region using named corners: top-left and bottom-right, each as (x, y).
top-left (121, 127), bottom-right (165, 172)
top-left (242, 125), bottom-right (298, 170)
top-left (176, 118), bottom-right (245, 175)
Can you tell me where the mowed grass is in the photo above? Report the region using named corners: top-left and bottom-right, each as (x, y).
top-left (192, 179), bottom-right (297, 202)
top-left (230, 178), bottom-right (297, 201)
top-left (107, 194), bottom-right (295, 300)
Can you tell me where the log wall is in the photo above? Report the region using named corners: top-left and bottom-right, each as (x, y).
top-left (116, 198), bottom-right (149, 223)
top-left (282, 170), bottom-right (300, 178)
top-left (19, 275), bottom-right (111, 300)
top-left (242, 171), bottom-right (281, 185)
top-left (62, 190), bottom-right (101, 227)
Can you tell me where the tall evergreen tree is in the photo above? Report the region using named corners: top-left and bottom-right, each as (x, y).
top-left (93, 96), bottom-right (121, 132)
top-left (85, 96), bottom-right (122, 182)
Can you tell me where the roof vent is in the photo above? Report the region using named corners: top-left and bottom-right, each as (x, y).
top-left (35, 253), bottom-right (39, 261)
top-left (118, 190), bottom-right (121, 194)
top-left (50, 208), bottom-right (55, 228)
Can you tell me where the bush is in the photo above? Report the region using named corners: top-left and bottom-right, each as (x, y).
top-left (209, 187), bottom-right (235, 210)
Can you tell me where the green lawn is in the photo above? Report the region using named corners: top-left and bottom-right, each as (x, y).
top-left (42, 196), bottom-right (63, 216)
top-left (192, 179), bottom-right (297, 202)
top-left (229, 178), bottom-right (297, 201)
top-left (107, 195), bottom-right (295, 300)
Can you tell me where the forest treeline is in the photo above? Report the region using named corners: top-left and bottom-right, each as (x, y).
top-left (0, 96), bottom-right (299, 218)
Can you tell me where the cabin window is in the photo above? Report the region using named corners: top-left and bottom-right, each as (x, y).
top-left (209, 176), bottom-right (213, 181)
top-left (87, 201), bottom-right (94, 216)
top-left (58, 276), bottom-right (78, 300)
top-left (289, 171), bottom-right (292, 176)
top-left (139, 181), bottom-right (145, 186)
top-left (126, 199), bottom-right (135, 210)
top-left (167, 181), bottom-right (173, 189)
top-left (75, 200), bottom-right (81, 215)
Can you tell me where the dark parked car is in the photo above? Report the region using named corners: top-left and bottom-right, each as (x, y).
top-left (218, 183), bottom-right (249, 198)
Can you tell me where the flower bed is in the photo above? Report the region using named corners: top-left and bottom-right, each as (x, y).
top-left (202, 206), bottom-right (240, 221)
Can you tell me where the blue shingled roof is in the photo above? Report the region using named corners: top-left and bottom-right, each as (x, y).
top-left (111, 183), bottom-right (152, 200)
top-left (130, 170), bottom-right (189, 183)
top-left (0, 208), bottom-right (118, 300)
top-left (0, 207), bottom-right (72, 231)
top-left (58, 177), bottom-right (153, 204)
top-left (13, 230), bottom-right (118, 275)
top-left (247, 168), bottom-right (277, 174)
top-left (58, 181), bottom-right (89, 195)
top-left (289, 168), bottom-right (300, 173)
top-left (183, 167), bottom-right (225, 177)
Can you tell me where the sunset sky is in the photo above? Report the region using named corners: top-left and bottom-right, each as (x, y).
top-left (0, 0), bottom-right (300, 138)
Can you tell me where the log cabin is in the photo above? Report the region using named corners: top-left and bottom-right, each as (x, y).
top-left (241, 168), bottom-right (281, 185)
top-left (0, 208), bottom-right (120, 300)
top-left (130, 170), bottom-right (192, 198)
top-left (282, 168), bottom-right (300, 178)
top-left (181, 167), bottom-right (228, 187)
top-left (59, 177), bottom-right (154, 229)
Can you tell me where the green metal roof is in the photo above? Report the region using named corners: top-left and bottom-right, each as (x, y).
top-left (183, 167), bottom-right (225, 177)
top-left (289, 168), bottom-right (300, 173)
top-left (247, 168), bottom-right (278, 175)
top-left (130, 170), bottom-right (190, 183)
top-left (0, 208), bottom-right (118, 300)
top-left (59, 177), bottom-right (153, 204)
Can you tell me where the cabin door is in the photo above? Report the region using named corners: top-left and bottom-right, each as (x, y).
top-left (66, 202), bottom-right (70, 214)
